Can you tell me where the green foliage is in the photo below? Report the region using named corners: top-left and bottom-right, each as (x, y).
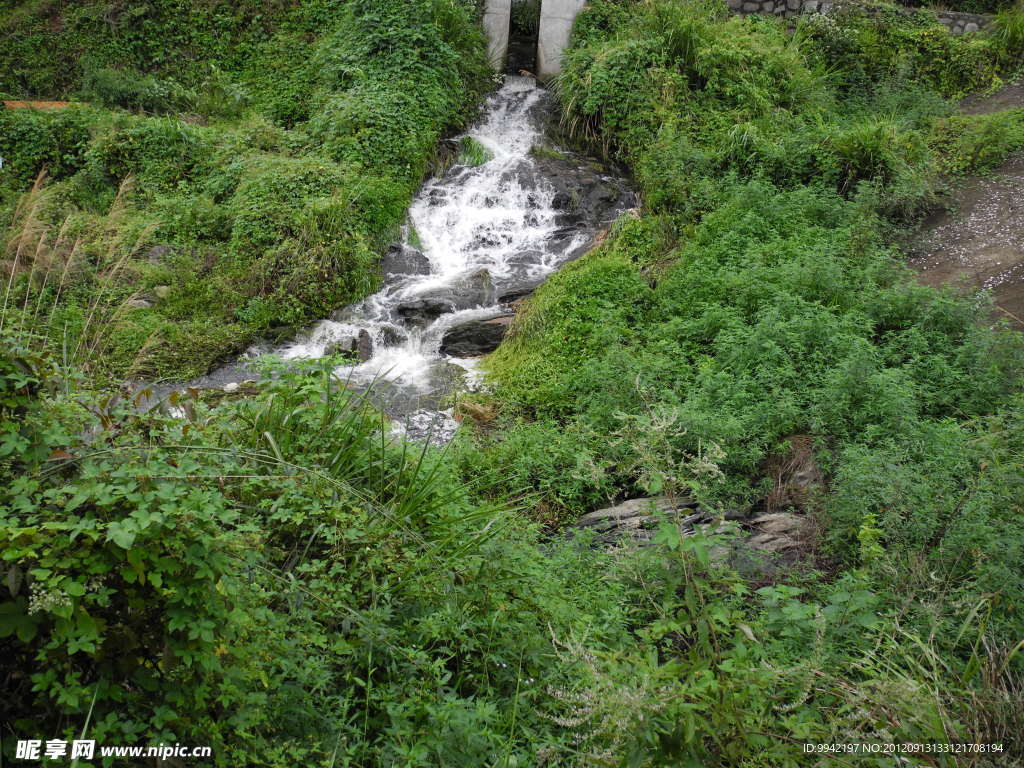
top-left (481, 182), bottom-right (1022, 512)
top-left (511, 0), bottom-right (541, 37)
top-left (457, 135), bottom-right (493, 166)
top-left (0, 356), bottom-right (798, 766)
top-left (991, 1), bottom-right (1024, 64)
top-left (800, 4), bottom-right (1000, 98)
top-left (81, 67), bottom-right (192, 114)
top-left (929, 107), bottom-right (1024, 173)
top-left (0, 107), bottom-right (95, 186)
top-left (0, 0), bottom-right (491, 378)
top-left (555, 0), bottom-right (1003, 218)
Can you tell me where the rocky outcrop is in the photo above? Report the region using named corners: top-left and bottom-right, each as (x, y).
top-left (519, 153), bottom-right (635, 256)
top-left (570, 495), bottom-right (813, 572)
top-left (395, 268), bottom-right (496, 325)
top-left (571, 496), bottom-right (718, 546)
top-left (382, 244), bottom-right (431, 280)
top-left (440, 312), bottom-right (514, 356)
top-left (744, 512), bottom-right (808, 554)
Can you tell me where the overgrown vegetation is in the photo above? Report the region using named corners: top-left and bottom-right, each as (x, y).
top-left (3, 0), bottom-right (1024, 765)
top-left (0, 0), bottom-right (491, 378)
top-left (460, 0), bottom-right (1024, 760)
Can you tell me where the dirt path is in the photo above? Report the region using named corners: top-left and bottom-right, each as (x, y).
top-left (908, 83), bottom-right (1024, 329)
top-left (2, 100), bottom-right (74, 109)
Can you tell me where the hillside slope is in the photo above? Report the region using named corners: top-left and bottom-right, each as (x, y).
top-left (0, 0), bottom-right (490, 378)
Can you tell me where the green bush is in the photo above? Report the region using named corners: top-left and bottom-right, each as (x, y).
top-left (0, 107), bottom-right (95, 186)
top-left (0, 0), bottom-right (491, 377)
top-left (800, 4), bottom-right (999, 97)
top-left (990, 1), bottom-right (1024, 63)
top-left (81, 66), bottom-right (193, 114)
top-left (929, 107), bottom-right (1024, 173)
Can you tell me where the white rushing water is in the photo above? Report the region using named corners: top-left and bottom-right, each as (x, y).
top-left (272, 77), bottom-right (590, 436)
top-left (140, 77), bottom-right (629, 438)
top-left (261, 76), bottom-right (620, 440)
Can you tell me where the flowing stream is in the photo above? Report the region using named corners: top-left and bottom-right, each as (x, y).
top-left (164, 76), bottom-right (632, 441)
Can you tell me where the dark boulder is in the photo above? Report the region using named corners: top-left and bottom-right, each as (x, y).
top-left (440, 312), bottom-right (514, 357)
top-left (356, 329), bottom-right (374, 362)
top-left (496, 273), bottom-right (548, 303)
top-left (381, 244), bottom-right (431, 280)
top-left (395, 268), bottom-right (496, 326)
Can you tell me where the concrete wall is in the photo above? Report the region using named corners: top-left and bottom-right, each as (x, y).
top-left (537, 0), bottom-right (588, 81)
top-left (483, 0), bottom-right (512, 71)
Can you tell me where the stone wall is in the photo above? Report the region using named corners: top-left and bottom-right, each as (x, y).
top-left (725, 0), bottom-right (992, 34)
top-left (934, 9), bottom-right (990, 34)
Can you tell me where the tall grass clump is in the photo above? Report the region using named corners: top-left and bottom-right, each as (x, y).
top-left (992, 2), bottom-right (1024, 64)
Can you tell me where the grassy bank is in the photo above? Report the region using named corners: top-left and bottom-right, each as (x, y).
top-left (1, 0), bottom-right (491, 379)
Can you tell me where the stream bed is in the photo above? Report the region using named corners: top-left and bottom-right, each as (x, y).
top-left (149, 76), bottom-right (633, 441)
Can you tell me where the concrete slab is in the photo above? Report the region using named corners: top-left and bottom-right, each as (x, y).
top-left (537, 0), bottom-right (587, 81)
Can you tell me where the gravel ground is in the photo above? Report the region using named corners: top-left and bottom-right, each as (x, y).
top-left (908, 83), bottom-right (1024, 329)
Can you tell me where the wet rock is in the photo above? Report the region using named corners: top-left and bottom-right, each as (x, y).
top-left (496, 273), bottom-right (548, 303)
top-left (146, 245), bottom-right (174, 265)
top-left (571, 496), bottom-right (711, 546)
top-left (440, 312), bottom-right (514, 356)
top-left (379, 324), bottom-right (405, 347)
top-left (356, 329), bottom-right (374, 362)
top-left (323, 338), bottom-right (356, 356)
top-left (526, 153), bottom-right (635, 235)
top-left (395, 268), bottom-right (496, 325)
top-left (127, 298), bottom-right (154, 309)
top-left (506, 249), bottom-right (544, 266)
top-left (395, 298), bottom-right (458, 325)
top-left (381, 244), bottom-right (431, 279)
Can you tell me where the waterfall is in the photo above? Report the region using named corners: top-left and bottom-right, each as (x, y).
top-left (162, 76), bottom-right (631, 442)
top-left (276, 76), bottom-right (591, 439)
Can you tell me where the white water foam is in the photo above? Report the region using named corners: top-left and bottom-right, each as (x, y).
top-left (272, 76), bottom-right (591, 437)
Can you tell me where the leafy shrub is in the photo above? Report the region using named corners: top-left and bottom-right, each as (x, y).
top-left (457, 135), bottom-right (493, 166)
top-left (800, 3), bottom-right (1000, 97)
top-left (929, 107), bottom-right (1024, 174)
top-left (511, 0), bottom-right (541, 37)
top-left (0, 107), bottom-right (94, 186)
top-left (81, 66), bottom-right (193, 114)
top-left (990, 1), bottom-right (1024, 64)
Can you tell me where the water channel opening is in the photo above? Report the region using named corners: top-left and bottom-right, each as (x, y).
top-left (507, 0), bottom-right (540, 73)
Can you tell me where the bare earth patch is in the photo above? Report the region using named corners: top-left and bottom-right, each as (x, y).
top-left (2, 100), bottom-right (73, 109)
top-left (909, 83), bottom-right (1024, 329)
